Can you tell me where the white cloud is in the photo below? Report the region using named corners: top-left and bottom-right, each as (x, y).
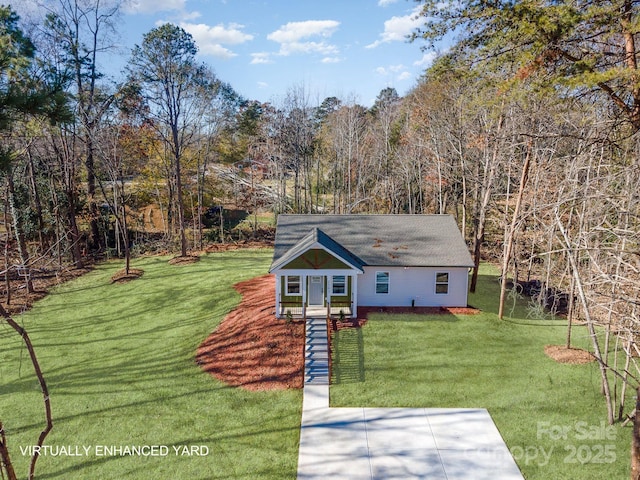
top-left (257, 81), bottom-right (269, 89)
top-left (180, 22), bottom-right (253, 59)
top-left (267, 20), bottom-right (340, 58)
top-left (321, 56), bottom-right (342, 64)
top-left (268, 20), bottom-right (339, 43)
top-left (251, 52), bottom-right (273, 65)
top-left (123, 0), bottom-right (185, 14)
top-left (181, 10), bottom-right (202, 21)
top-left (278, 41), bottom-right (339, 56)
top-left (375, 64), bottom-right (411, 82)
top-left (414, 51), bottom-right (437, 67)
top-left (182, 22), bottom-right (253, 45)
top-left (366, 5), bottom-right (423, 48)
top-left (378, 0), bottom-right (400, 5)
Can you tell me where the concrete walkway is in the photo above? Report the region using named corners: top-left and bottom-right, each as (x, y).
top-left (298, 317), bottom-right (524, 480)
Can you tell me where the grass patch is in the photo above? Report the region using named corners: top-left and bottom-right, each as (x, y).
top-left (1, 250), bottom-right (301, 480)
top-left (331, 264), bottom-right (631, 480)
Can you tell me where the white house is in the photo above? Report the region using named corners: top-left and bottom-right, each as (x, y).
top-left (269, 214), bottom-right (474, 318)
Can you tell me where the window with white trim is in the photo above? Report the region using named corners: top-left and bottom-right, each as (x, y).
top-left (332, 275), bottom-right (346, 295)
top-left (376, 271), bottom-right (389, 294)
top-left (435, 272), bottom-right (449, 294)
top-left (286, 276), bottom-right (301, 295)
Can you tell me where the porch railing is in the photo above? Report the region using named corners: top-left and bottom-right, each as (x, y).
top-left (279, 300), bottom-right (304, 318)
top-left (278, 296), bottom-right (353, 319)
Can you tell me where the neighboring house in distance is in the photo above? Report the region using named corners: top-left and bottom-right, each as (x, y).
top-left (269, 214), bottom-right (474, 318)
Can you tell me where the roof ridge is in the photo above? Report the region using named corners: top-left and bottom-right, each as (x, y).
top-left (271, 214), bottom-right (473, 269)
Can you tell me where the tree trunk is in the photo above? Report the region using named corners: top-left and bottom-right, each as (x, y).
top-left (27, 149), bottom-right (49, 254)
top-left (0, 304), bottom-right (53, 480)
top-left (86, 142), bottom-right (102, 252)
top-left (65, 186), bottom-right (84, 269)
top-left (470, 224), bottom-right (484, 294)
top-left (469, 112), bottom-right (504, 292)
top-left (555, 210), bottom-right (615, 425)
top-left (619, 338), bottom-right (632, 421)
top-left (566, 274), bottom-right (576, 348)
top-left (3, 186), bottom-right (11, 305)
top-left (498, 140), bottom-right (532, 319)
top-left (0, 421), bottom-right (18, 480)
top-left (632, 387), bottom-right (640, 480)
top-left (6, 168), bottom-right (34, 293)
top-left (174, 151), bottom-right (188, 258)
top-left (120, 184), bottom-right (131, 275)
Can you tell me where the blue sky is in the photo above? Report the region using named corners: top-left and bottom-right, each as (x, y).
top-left (20, 0), bottom-right (438, 106)
top-left (121, 0), bottom-right (436, 106)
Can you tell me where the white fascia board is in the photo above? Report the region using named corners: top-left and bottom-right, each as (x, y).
top-left (270, 268), bottom-right (362, 276)
top-left (270, 241), bottom-right (364, 273)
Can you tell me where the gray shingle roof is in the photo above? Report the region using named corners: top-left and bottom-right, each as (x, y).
top-left (270, 214), bottom-right (474, 270)
top-left (270, 227), bottom-right (366, 272)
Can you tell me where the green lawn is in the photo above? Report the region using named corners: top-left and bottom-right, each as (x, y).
top-left (331, 265), bottom-right (631, 480)
top-left (2, 256), bottom-right (631, 479)
top-left (1, 250), bottom-right (301, 480)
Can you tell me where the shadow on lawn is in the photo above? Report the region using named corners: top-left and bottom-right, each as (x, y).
top-left (33, 412), bottom-right (301, 480)
top-left (471, 274), bottom-right (569, 327)
top-left (8, 344), bottom-right (282, 435)
top-left (3, 303), bottom-right (232, 398)
top-left (332, 327), bottom-right (365, 384)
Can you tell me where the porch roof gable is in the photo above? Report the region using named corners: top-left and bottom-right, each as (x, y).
top-left (269, 227), bottom-right (365, 273)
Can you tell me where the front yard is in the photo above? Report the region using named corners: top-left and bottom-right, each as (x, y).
top-left (330, 264), bottom-right (631, 479)
top-left (2, 254), bottom-right (631, 479)
top-left (1, 250), bottom-right (301, 480)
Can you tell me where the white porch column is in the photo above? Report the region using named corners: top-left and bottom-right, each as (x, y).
top-left (301, 274), bottom-right (307, 318)
top-left (274, 274), bottom-right (281, 318)
top-left (352, 273), bottom-right (358, 318)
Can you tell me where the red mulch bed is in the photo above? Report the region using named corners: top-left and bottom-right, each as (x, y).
top-left (358, 305), bottom-right (480, 316)
top-left (196, 274), bottom-right (306, 391)
top-left (1, 266), bottom-right (93, 315)
top-left (544, 345), bottom-right (595, 364)
top-left (196, 274), bottom-right (481, 391)
top-left (168, 255), bottom-right (200, 265)
top-left (110, 268), bottom-right (144, 283)
top-left (205, 240), bottom-right (273, 252)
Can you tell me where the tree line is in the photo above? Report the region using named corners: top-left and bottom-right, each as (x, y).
top-left (2, 0), bottom-right (640, 477)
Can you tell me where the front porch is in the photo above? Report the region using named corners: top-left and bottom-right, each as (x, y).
top-left (270, 228), bottom-right (365, 320)
top-left (275, 272), bottom-right (359, 319)
top-left (277, 300), bottom-right (353, 319)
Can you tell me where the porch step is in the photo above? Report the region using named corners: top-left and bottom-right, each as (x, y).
top-left (305, 348), bottom-right (329, 356)
top-left (305, 357), bottom-right (327, 364)
top-left (306, 335), bottom-right (327, 344)
top-left (305, 344), bottom-right (328, 353)
top-left (306, 329), bottom-right (326, 335)
top-left (304, 317), bottom-right (330, 386)
top-left (306, 325), bottom-right (327, 332)
top-left (306, 367), bottom-right (329, 375)
top-left (306, 328), bottom-right (326, 333)
top-left (305, 377), bottom-right (329, 385)
top-left (306, 330), bottom-right (327, 338)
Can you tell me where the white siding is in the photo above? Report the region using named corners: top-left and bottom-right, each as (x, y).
top-left (357, 266), bottom-right (469, 308)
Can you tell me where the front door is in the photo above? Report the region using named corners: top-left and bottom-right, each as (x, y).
top-left (308, 276), bottom-right (324, 306)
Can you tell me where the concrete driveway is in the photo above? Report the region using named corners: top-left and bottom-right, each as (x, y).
top-left (298, 318), bottom-right (524, 479)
